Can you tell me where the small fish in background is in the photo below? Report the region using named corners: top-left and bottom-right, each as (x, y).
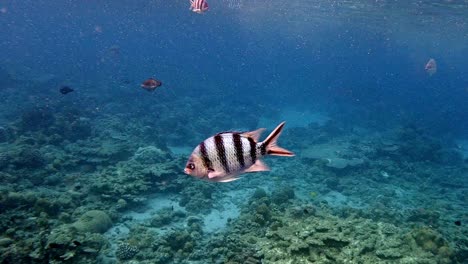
top-left (425, 58), bottom-right (437, 76)
top-left (99, 45), bottom-right (121, 64)
top-left (59, 86), bottom-right (74, 95)
top-left (190, 0), bottom-right (209, 14)
top-left (108, 45), bottom-right (120, 57)
top-left (94, 25), bottom-right (103, 34)
top-left (454, 220), bottom-right (461, 226)
top-left (121, 78), bottom-right (132, 85)
top-left (309, 191), bottom-right (318, 199)
top-left (184, 122), bottom-right (294, 182)
top-left (141, 78), bottom-right (162, 92)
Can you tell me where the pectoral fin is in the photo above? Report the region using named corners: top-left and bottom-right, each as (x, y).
top-left (208, 170), bottom-right (225, 179)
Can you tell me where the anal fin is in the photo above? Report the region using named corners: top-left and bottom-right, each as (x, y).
top-left (244, 159), bottom-right (270, 173)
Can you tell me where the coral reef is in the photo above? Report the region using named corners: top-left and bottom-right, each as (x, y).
top-left (0, 152), bottom-right (10, 169)
top-left (13, 147), bottom-right (46, 169)
top-left (46, 224), bottom-right (109, 263)
top-left (271, 186), bottom-right (295, 206)
top-left (89, 148), bottom-right (180, 206)
top-left (395, 125), bottom-right (443, 162)
top-left (19, 107), bottom-right (56, 132)
top-left (0, 94), bottom-right (466, 264)
top-left (116, 242), bottom-right (139, 260)
top-left (179, 181), bottom-right (215, 213)
top-left (0, 126), bottom-right (8, 143)
top-left (150, 207), bottom-right (186, 228)
top-left (410, 227), bottom-right (454, 263)
top-left (72, 210), bottom-right (112, 234)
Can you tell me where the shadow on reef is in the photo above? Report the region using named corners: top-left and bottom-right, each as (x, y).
top-left (14, 106), bottom-right (93, 144)
top-left (393, 124), bottom-right (463, 164)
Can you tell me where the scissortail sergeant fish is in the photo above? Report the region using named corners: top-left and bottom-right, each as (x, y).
top-left (184, 122), bottom-right (294, 182)
top-left (190, 0), bottom-right (209, 14)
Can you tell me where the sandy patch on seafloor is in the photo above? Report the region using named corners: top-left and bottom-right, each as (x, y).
top-left (167, 146), bottom-right (193, 156)
top-left (105, 195), bottom-right (184, 240)
top-left (105, 189), bottom-right (245, 243)
top-left (203, 202), bottom-right (240, 233)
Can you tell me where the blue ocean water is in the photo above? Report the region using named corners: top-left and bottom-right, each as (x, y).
top-left (0, 1), bottom-right (467, 263)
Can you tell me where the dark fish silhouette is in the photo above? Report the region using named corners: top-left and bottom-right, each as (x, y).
top-left (454, 220), bottom-right (461, 226)
top-left (60, 86), bottom-right (74, 95)
top-left (141, 78), bottom-right (162, 92)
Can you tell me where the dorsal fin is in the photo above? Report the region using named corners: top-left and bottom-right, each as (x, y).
top-left (216, 131), bottom-right (242, 135)
top-left (240, 128), bottom-right (265, 142)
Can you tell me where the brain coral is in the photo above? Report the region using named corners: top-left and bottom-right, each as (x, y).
top-left (72, 210), bottom-right (112, 234)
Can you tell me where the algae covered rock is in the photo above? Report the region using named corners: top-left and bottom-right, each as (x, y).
top-left (12, 147), bottom-right (46, 169)
top-left (179, 181), bottom-right (215, 213)
top-left (150, 207), bottom-right (186, 228)
top-left (251, 188), bottom-right (268, 200)
top-left (411, 227), bottom-right (454, 259)
top-left (72, 210), bottom-right (112, 234)
top-left (271, 186), bottom-right (295, 205)
top-left (132, 145), bottom-right (171, 164)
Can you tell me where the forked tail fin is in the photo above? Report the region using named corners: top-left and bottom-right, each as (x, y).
top-left (262, 121), bottom-right (294, 157)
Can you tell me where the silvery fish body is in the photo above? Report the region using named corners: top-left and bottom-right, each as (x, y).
top-left (184, 122), bottom-right (294, 182)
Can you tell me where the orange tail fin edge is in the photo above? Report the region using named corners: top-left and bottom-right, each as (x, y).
top-left (263, 121), bottom-right (294, 157)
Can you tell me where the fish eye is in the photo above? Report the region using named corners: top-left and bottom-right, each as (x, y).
top-left (187, 163), bottom-right (195, 170)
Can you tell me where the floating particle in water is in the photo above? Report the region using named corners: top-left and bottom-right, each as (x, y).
top-left (108, 45), bottom-right (120, 56)
top-left (94, 25), bottom-right (103, 34)
top-left (224, 0), bottom-right (243, 9)
top-left (0, 7), bottom-right (7, 14)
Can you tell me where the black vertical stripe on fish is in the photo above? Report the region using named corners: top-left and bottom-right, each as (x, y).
top-left (248, 137), bottom-right (257, 163)
top-left (260, 143), bottom-right (267, 156)
top-left (199, 141), bottom-right (212, 170)
top-left (214, 134), bottom-right (230, 173)
top-left (233, 133), bottom-right (245, 168)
